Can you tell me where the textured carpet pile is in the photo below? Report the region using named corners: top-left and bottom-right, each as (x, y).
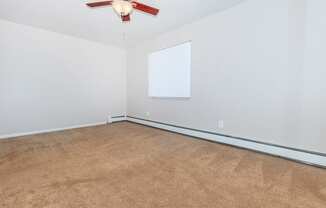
top-left (0, 122), bottom-right (326, 207)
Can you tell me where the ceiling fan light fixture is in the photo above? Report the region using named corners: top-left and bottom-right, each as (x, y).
top-left (86, 0), bottom-right (159, 22)
top-left (112, 0), bottom-right (133, 16)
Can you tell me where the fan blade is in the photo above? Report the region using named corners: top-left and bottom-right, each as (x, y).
top-left (122, 14), bottom-right (131, 22)
top-left (132, 1), bottom-right (159, 15)
top-left (86, 1), bottom-right (113, 7)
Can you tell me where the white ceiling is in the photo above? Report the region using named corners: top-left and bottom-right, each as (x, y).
top-left (0, 0), bottom-right (244, 48)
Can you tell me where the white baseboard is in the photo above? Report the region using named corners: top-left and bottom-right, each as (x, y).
top-left (0, 121), bottom-right (107, 140)
top-left (1, 115), bottom-right (325, 168)
top-left (109, 116), bottom-right (127, 123)
top-left (127, 116), bottom-right (326, 168)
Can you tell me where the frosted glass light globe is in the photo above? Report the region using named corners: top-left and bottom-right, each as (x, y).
top-left (112, 0), bottom-right (133, 16)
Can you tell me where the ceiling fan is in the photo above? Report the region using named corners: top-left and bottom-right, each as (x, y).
top-left (86, 0), bottom-right (159, 22)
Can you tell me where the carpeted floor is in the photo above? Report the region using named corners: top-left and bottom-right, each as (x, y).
top-left (0, 122), bottom-right (326, 208)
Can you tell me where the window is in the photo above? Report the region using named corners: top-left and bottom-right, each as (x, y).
top-left (148, 42), bottom-right (191, 98)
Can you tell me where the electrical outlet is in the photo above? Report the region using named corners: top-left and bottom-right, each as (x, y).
top-left (145, 112), bottom-right (150, 117)
top-left (218, 120), bottom-right (224, 129)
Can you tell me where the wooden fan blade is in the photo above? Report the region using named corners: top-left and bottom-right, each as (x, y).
top-left (122, 14), bottom-right (131, 22)
top-left (86, 1), bottom-right (113, 7)
top-left (132, 1), bottom-right (159, 15)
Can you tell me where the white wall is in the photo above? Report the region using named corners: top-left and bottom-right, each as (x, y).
top-left (298, 0), bottom-right (326, 150)
top-left (0, 19), bottom-right (126, 137)
top-left (126, 0), bottom-right (326, 154)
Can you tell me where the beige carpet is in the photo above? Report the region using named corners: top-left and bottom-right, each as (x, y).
top-left (0, 122), bottom-right (326, 208)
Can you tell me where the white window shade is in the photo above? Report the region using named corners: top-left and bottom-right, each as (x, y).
top-left (148, 42), bottom-right (191, 98)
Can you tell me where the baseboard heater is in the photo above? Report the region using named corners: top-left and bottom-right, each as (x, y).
top-left (109, 115), bottom-right (127, 123)
top-left (124, 116), bottom-right (326, 169)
